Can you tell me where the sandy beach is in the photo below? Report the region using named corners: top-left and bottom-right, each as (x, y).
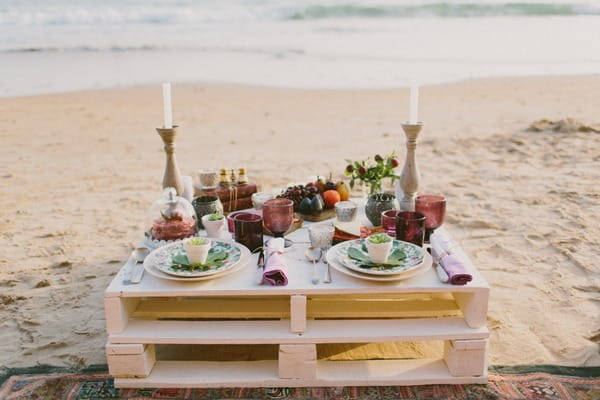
top-left (0, 75), bottom-right (599, 369)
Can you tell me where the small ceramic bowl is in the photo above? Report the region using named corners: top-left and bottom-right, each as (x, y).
top-left (335, 201), bottom-right (358, 222)
top-left (251, 192), bottom-right (276, 210)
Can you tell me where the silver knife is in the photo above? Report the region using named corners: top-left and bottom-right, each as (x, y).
top-left (256, 247), bottom-right (265, 285)
top-left (122, 257), bottom-right (135, 285)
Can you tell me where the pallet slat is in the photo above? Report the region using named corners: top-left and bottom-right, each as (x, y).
top-left (133, 298), bottom-right (289, 319)
top-left (108, 318), bottom-right (488, 344)
top-left (114, 359), bottom-right (487, 388)
top-left (131, 294), bottom-right (460, 320)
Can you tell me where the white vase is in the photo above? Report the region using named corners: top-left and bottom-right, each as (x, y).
top-left (365, 238), bottom-right (393, 264)
top-left (201, 215), bottom-right (226, 238)
top-left (183, 239), bottom-right (211, 264)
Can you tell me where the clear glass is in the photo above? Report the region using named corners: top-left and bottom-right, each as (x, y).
top-left (147, 187), bottom-right (197, 241)
top-left (308, 224), bottom-right (335, 250)
top-left (251, 192), bottom-right (276, 210)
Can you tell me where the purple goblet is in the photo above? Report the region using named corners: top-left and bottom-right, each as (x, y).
top-left (415, 194), bottom-right (446, 242)
top-left (395, 211), bottom-right (426, 247)
top-left (262, 198), bottom-right (294, 246)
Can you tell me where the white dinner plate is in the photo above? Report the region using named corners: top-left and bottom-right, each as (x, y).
top-left (326, 246), bottom-right (432, 282)
top-left (144, 240), bottom-right (251, 281)
top-left (333, 238), bottom-right (426, 276)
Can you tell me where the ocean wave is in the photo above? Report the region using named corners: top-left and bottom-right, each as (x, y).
top-left (289, 3), bottom-right (600, 20)
top-left (1, 44), bottom-right (306, 56)
top-left (1, 2), bottom-right (600, 27)
top-left (3, 45), bottom-right (168, 53)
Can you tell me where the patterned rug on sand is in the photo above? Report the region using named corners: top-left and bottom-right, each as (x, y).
top-left (0, 365), bottom-right (599, 400)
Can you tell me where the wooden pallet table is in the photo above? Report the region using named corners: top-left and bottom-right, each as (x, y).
top-left (104, 226), bottom-right (489, 388)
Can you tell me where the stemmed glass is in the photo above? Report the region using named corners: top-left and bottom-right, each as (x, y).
top-left (415, 194), bottom-right (447, 242)
top-left (262, 198), bottom-right (294, 247)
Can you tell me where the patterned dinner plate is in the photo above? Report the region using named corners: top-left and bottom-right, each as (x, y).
top-left (334, 239), bottom-right (425, 276)
top-left (144, 239), bottom-right (243, 278)
top-left (326, 248), bottom-right (431, 282)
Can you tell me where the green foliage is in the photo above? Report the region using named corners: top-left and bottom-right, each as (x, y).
top-left (344, 152), bottom-right (400, 194)
top-left (172, 248), bottom-right (228, 271)
top-left (187, 237), bottom-right (209, 245)
top-left (368, 233), bottom-right (393, 244)
top-left (208, 213), bottom-right (224, 221)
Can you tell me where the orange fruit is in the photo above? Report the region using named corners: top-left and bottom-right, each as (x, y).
top-left (322, 190), bottom-right (341, 209)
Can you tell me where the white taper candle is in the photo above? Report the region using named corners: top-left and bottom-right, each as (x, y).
top-left (162, 82), bottom-right (173, 129)
top-left (409, 84), bottom-right (419, 124)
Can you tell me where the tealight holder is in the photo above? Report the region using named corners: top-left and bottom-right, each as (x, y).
top-left (399, 122), bottom-right (423, 211)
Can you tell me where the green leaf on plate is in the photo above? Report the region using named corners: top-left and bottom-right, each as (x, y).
top-left (348, 245), bottom-right (403, 266)
top-left (171, 248), bottom-right (229, 272)
top-left (347, 244), bottom-right (412, 270)
top-left (347, 246), bottom-right (372, 263)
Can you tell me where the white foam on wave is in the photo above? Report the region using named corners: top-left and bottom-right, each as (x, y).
top-left (2, 0), bottom-right (600, 27)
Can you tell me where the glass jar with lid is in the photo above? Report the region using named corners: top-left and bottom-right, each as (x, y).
top-left (147, 187), bottom-right (197, 241)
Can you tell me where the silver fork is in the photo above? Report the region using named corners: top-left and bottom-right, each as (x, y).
top-left (322, 246), bottom-right (332, 284)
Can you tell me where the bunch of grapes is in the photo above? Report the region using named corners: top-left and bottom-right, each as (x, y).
top-left (277, 184), bottom-right (319, 211)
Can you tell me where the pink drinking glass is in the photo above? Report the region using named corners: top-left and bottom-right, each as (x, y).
top-left (395, 211), bottom-right (426, 247)
top-left (381, 209), bottom-right (400, 237)
top-left (262, 198), bottom-right (294, 238)
top-left (227, 211), bottom-right (251, 234)
top-left (233, 213), bottom-right (264, 252)
top-left (415, 194), bottom-right (447, 242)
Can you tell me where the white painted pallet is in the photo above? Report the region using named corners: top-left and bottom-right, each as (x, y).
top-left (105, 226), bottom-right (490, 387)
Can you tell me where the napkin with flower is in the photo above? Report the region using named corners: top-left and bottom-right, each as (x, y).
top-left (262, 238), bottom-right (288, 286)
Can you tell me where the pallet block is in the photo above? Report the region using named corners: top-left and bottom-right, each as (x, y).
top-left (279, 344), bottom-right (317, 379)
top-left (106, 343), bottom-right (156, 378)
top-left (290, 295), bottom-right (307, 333)
top-left (443, 339), bottom-right (488, 377)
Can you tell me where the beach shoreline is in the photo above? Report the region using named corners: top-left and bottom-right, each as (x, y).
top-left (1, 75), bottom-right (599, 369)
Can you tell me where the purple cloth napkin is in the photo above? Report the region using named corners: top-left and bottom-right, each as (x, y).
top-left (263, 238), bottom-right (288, 286)
top-left (439, 253), bottom-right (472, 285)
top-left (430, 232), bottom-right (472, 285)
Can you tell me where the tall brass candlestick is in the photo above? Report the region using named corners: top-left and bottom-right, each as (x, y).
top-left (156, 125), bottom-right (184, 195)
top-left (399, 122), bottom-right (423, 211)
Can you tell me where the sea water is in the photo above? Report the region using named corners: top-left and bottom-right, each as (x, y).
top-left (1, 0), bottom-right (599, 96)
